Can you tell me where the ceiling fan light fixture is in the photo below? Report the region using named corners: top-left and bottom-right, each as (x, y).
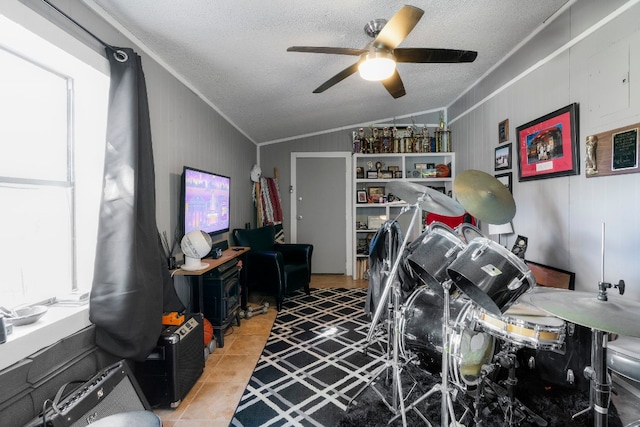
top-left (358, 50), bottom-right (396, 81)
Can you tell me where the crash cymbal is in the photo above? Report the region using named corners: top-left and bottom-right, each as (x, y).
top-left (453, 170), bottom-right (516, 224)
top-left (387, 181), bottom-right (465, 216)
top-left (528, 288), bottom-right (640, 337)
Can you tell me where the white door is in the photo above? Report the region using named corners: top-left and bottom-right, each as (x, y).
top-left (291, 153), bottom-right (351, 275)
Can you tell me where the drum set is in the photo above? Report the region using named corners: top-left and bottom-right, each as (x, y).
top-left (350, 170), bottom-right (640, 427)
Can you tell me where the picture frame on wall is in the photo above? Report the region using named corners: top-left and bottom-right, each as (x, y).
top-left (516, 103), bottom-right (579, 181)
top-left (494, 143), bottom-right (512, 171)
top-left (495, 172), bottom-right (513, 194)
top-left (499, 119), bottom-right (509, 143)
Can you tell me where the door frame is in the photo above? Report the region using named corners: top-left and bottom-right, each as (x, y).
top-left (290, 152), bottom-right (352, 276)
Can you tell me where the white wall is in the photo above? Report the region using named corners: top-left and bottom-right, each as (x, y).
top-left (450, 0), bottom-right (640, 298)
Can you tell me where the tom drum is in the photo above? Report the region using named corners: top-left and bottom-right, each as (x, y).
top-left (447, 238), bottom-right (536, 316)
top-left (406, 222), bottom-right (466, 298)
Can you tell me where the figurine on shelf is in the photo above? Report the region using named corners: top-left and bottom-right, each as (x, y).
top-left (422, 126), bottom-right (431, 152)
top-left (357, 127), bottom-right (366, 153)
top-left (372, 127), bottom-right (381, 153)
top-left (382, 127), bottom-right (391, 153)
top-left (405, 125), bottom-right (413, 153)
top-left (392, 126), bottom-right (399, 153)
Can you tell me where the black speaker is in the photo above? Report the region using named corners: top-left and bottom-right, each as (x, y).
top-left (134, 314), bottom-right (204, 407)
top-left (24, 360), bottom-right (149, 427)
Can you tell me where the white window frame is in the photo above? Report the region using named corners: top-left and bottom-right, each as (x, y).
top-left (0, 2), bottom-right (109, 371)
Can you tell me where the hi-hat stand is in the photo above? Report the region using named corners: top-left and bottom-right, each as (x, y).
top-left (349, 203), bottom-right (422, 427)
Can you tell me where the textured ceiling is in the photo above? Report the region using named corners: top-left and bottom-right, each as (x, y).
top-left (86, 1), bottom-right (569, 144)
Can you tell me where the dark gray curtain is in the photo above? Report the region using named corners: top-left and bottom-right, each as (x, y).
top-left (90, 47), bottom-right (182, 361)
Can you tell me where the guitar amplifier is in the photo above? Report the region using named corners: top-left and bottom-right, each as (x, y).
top-left (134, 313), bottom-right (204, 407)
top-left (24, 360), bottom-right (150, 427)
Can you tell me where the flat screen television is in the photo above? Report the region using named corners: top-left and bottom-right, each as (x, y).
top-left (180, 166), bottom-right (230, 238)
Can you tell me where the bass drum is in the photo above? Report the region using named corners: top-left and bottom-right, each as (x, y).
top-left (400, 286), bottom-right (494, 388)
top-left (516, 322), bottom-right (592, 391)
top-left (406, 222), bottom-right (466, 298)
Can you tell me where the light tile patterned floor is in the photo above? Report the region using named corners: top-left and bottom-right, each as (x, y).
top-left (154, 275), bottom-right (367, 427)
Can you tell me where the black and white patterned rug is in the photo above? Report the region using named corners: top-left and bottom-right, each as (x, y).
top-left (231, 288), bottom-right (623, 427)
top-left (231, 288), bottom-right (386, 427)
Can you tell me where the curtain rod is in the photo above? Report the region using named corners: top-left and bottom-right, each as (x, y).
top-left (40, 0), bottom-right (128, 61)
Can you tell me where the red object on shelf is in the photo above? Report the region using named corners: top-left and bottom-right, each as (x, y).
top-left (426, 212), bottom-right (476, 229)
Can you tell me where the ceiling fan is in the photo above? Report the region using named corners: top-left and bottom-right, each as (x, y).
top-left (287, 5), bottom-right (477, 99)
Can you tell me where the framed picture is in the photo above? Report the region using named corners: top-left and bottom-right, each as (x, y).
top-left (516, 103), bottom-right (579, 181)
top-left (414, 163), bottom-right (427, 170)
top-left (525, 260), bottom-right (575, 290)
top-left (356, 190), bottom-right (368, 203)
top-left (393, 170), bottom-right (403, 178)
top-left (499, 119), bottom-right (509, 143)
top-left (381, 170), bottom-right (393, 179)
top-left (367, 186), bottom-right (384, 202)
top-left (366, 170), bottom-right (379, 179)
top-left (495, 172), bottom-right (512, 194)
top-left (494, 143), bottom-right (512, 171)
top-left (388, 165), bottom-right (399, 172)
top-left (355, 166), bottom-right (364, 179)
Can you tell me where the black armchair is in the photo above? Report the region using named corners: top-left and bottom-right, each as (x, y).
top-left (232, 225), bottom-right (313, 310)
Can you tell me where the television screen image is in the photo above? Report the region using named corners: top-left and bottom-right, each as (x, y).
top-left (182, 166), bottom-right (230, 236)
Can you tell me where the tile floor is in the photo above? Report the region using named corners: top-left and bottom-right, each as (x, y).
top-left (154, 275), bottom-right (640, 426)
top-left (154, 275), bottom-right (367, 427)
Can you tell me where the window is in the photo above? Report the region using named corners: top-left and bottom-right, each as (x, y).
top-left (0, 12), bottom-right (109, 309)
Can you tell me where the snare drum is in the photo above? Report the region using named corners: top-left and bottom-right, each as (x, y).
top-left (400, 286), bottom-right (494, 388)
top-left (406, 222), bottom-right (466, 297)
top-left (474, 302), bottom-right (566, 351)
top-left (447, 238), bottom-right (535, 316)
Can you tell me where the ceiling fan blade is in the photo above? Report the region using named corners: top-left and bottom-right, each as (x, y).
top-left (381, 70), bottom-right (406, 99)
top-left (395, 48), bottom-right (478, 63)
top-left (313, 61), bottom-right (361, 93)
top-left (287, 46), bottom-right (366, 56)
top-left (374, 5), bottom-right (424, 49)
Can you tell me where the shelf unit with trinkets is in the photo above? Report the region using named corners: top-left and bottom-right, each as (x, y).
top-left (352, 151), bottom-right (456, 280)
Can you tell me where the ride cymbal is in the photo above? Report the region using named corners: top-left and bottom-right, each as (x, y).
top-left (387, 181), bottom-right (465, 217)
top-left (528, 288), bottom-right (640, 337)
top-left (453, 170), bottom-right (516, 224)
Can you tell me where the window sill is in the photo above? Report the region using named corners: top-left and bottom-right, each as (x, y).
top-left (0, 304), bottom-right (91, 371)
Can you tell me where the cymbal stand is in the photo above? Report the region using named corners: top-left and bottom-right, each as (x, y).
top-left (572, 223), bottom-right (623, 427)
top-left (350, 204), bottom-right (422, 426)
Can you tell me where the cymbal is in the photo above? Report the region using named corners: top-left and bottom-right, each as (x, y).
top-left (387, 181), bottom-right (465, 216)
top-left (453, 170), bottom-right (516, 224)
top-left (528, 288), bottom-right (640, 337)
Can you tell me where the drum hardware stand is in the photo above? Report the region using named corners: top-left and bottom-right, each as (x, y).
top-left (572, 224), bottom-right (624, 427)
top-left (572, 301), bottom-right (620, 427)
top-left (351, 205), bottom-right (424, 427)
top-left (477, 349), bottom-right (548, 427)
top-left (388, 279), bottom-right (465, 427)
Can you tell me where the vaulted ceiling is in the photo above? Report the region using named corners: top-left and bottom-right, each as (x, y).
top-left (86, 1), bottom-right (569, 144)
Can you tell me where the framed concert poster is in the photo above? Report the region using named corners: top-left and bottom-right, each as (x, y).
top-left (516, 103), bottom-right (579, 182)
